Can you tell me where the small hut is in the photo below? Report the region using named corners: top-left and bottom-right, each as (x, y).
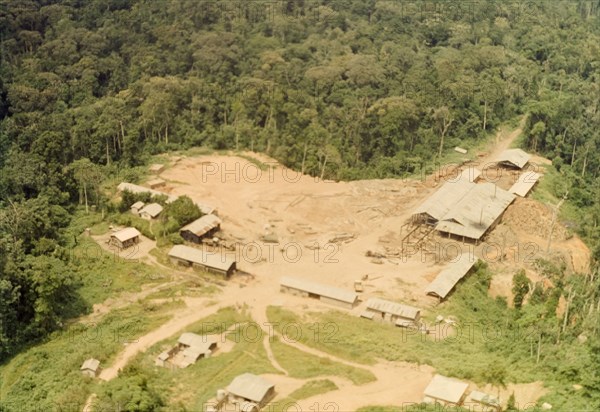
top-left (80, 358), bottom-right (101, 378)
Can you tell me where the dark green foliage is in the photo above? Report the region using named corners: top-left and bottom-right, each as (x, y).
top-left (512, 269), bottom-right (531, 309)
top-left (164, 195), bottom-right (201, 226)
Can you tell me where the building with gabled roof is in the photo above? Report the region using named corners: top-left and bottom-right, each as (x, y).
top-left (80, 358), bottom-right (101, 378)
top-left (110, 227), bottom-right (141, 249)
top-left (412, 179), bottom-right (474, 225)
top-left (423, 374), bottom-right (469, 406)
top-left (131, 201), bottom-right (145, 215)
top-left (227, 373), bottom-right (275, 407)
top-left (139, 202), bottom-right (163, 220)
top-left (426, 253), bottom-right (479, 299)
top-left (495, 148), bottom-right (531, 169)
top-left (180, 214), bottom-right (222, 243)
top-left (280, 276), bottom-right (358, 309)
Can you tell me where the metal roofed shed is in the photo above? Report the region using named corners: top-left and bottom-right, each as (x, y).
top-left (110, 227), bottom-right (141, 249)
top-left (80, 358), bottom-right (101, 378)
top-left (509, 172), bottom-right (541, 197)
top-left (434, 182), bottom-right (515, 241)
top-left (426, 253), bottom-right (479, 299)
top-left (139, 203), bottom-right (163, 220)
top-left (227, 373), bottom-right (275, 407)
top-left (180, 214), bottom-right (222, 244)
top-left (131, 201), bottom-right (145, 214)
top-left (280, 276), bottom-right (359, 309)
top-left (364, 298), bottom-right (421, 326)
top-left (495, 148), bottom-right (531, 169)
top-left (168, 245), bottom-right (236, 278)
top-left (423, 374), bottom-right (469, 406)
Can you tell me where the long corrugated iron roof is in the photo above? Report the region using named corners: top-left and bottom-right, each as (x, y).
top-left (227, 373), bottom-right (274, 403)
top-left (425, 253), bottom-right (478, 299)
top-left (365, 298), bottom-right (421, 320)
top-left (509, 172), bottom-right (541, 197)
top-left (424, 374), bottom-right (469, 404)
top-left (280, 276), bottom-right (358, 304)
top-left (495, 148), bottom-right (531, 169)
top-left (168, 245), bottom-right (235, 271)
top-left (413, 179), bottom-right (474, 221)
top-left (180, 214), bottom-right (221, 237)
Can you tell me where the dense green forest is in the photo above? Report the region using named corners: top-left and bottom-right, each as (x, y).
top-left (1, 0), bottom-right (600, 408)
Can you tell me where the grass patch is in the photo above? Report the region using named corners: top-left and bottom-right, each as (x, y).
top-left (0, 302), bottom-right (173, 411)
top-left (71, 237), bottom-right (170, 307)
top-left (271, 337), bottom-right (376, 385)
top-left (271, 379), bottom-right (339, 412)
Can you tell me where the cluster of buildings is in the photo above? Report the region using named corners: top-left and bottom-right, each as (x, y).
top-left (412, 148), bottom-right (539, 243)
top-left (156, 332), bottom-right (218, 369)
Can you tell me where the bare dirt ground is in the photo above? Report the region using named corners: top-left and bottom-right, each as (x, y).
top-left (85, 119), bottom-right (576, 410)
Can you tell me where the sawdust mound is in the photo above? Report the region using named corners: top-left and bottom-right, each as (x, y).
top-left (503, 198), bottom-right (569, 241)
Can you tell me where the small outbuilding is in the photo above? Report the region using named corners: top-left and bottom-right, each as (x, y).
top-left (131, 201), bottom-right (145, 215)
top-left (280, 276), bottom-right (358, 309)
top-left (110, 227), bottom-right (141, 249)
top-left (139, 203), bottom-right (163, 220)
top-left (227, 373), bottom-right (275, 408)
top-left (168, 245), bottom-right (236, 278)
top-left (180, 214), bottom-right (222, 243)
top-left (362, 298), bottom-right (421, 327)
top-left (80, 358), bottom-right (101, 378)
top-left (423, 374), bottom-right (469, 406)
